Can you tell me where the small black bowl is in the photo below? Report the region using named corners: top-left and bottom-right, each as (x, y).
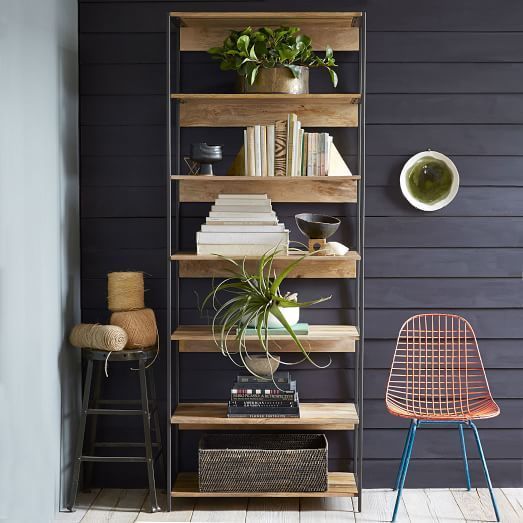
top-left (295, 213), bottom-right (341, 240)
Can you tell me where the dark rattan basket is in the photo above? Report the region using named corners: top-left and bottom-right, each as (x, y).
top-left (198, 433), bottom-right (328, 492)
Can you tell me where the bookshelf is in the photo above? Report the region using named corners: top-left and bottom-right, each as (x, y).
top-left (167, 11), bottom-right (366, 510)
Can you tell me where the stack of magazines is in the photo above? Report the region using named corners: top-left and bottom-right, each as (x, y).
top-left (227, 371), bottom-right (300, 418)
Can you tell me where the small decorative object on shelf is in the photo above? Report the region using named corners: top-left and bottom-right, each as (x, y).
top-left (196, 193), bottom-right (289, 255)
top-left (228, 112), bottom-right (352, 177)
top-left (227, 370), bottom-right (300, 418)
top-left (400, 150), bottom-right (460, 211)
top-left (198, 433), bottom-right (328, 492)
top-left (243, 354), bottom-right (281, 378)
top-left (208, 26), bottom-right (337, 94)
top-left (295, 213), bottom-right (341, 254)
top-left (189, 143), bottom-right (223, 175)
top-left (200, 249), bottom-right (331, 376)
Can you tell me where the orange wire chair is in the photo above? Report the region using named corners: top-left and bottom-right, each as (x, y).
top-left (386, 313), bottom-right (500, 522)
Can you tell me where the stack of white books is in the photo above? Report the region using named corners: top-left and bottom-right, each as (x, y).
top-left (196, 194), bottom-right (289, 256)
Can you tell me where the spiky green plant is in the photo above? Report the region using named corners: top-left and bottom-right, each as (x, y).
top-left (200, 249), bottom-right (331, 377)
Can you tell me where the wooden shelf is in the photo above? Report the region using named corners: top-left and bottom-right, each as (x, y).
top-left (171, 252), bottom-right (360, 279)
top-left (172, 471), bottom-right (358, 498)
top-left (170, 12), bottom-right (361, 52)
top-left (170, 175), bottom-right (359, 203)
top-left (171, 93), bottom-right (360, 128)
top-left (171, 402), bottom-right (358, 430)
top-left (171, 325), bottom-right (359, 353)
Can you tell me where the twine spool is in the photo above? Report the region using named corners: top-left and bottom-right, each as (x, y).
top-left (69, 324), bottom-right (128, 351)
top-left (110, 308), bottom-right (157, 349)
top-left (107, 271), bottom-right (145, 312)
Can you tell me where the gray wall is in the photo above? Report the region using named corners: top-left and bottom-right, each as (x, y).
top-left (0, 0), bottom-right (79, 520)
top-left (79, 0), bottom-right (523, 488)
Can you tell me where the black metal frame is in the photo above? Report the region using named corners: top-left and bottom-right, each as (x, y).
top-left (166, 12), bottom-right (366, 513)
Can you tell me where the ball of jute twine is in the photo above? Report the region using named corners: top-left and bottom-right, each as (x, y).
top-left (107, 271), bottom-right (145, 312)
top-left (69, 324), bottom-right (128, 351)
top-left (110, 308), bottom-right (157, 349)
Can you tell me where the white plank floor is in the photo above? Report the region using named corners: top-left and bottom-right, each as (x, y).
top-left (56, 488), bottom-right (523, 522)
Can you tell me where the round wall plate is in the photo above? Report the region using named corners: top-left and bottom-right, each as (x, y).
top-left (400, 150), bottom-right (460, 211)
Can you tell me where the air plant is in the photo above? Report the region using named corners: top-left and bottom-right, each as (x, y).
top-left (200, 249), bottom-right (332, 377)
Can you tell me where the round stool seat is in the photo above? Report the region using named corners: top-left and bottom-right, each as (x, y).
top-left (82, 346), bottom-right (156, 362)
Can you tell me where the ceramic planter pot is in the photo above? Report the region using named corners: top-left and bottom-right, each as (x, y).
top-left (248, 306), bottom-right (300, 329)
top-left (244, 354), bottom-right (281, 378)
top-left (238, 65), bottom-right (309, 94)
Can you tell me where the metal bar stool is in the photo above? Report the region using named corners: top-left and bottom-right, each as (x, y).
top-left (68, 347), bottom-right (163, 513)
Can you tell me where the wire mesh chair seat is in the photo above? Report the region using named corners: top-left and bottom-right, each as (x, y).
top-left (386, 313), bottom-right (499, 421)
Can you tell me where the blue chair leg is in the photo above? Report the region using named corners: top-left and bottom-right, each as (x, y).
top-left (392, 420), bottom-right (418, 522)
top-left (458, 423), bottom-right (471, 491)
top-left (394, 420), bottom-right (415, 491)
top-left (469, 421), bottom-right (500, 522)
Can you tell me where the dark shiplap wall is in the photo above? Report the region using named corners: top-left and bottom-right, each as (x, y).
top-left (79, 0), bottom-right (523, 488)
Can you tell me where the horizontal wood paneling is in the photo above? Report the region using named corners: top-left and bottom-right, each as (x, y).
top-left (81, 94), bottom-right (523, 126)
top-left (80, 186), bottom-right (523, 217)
top-left (79, 0), bottom-right (523, 489)
top-left (79, 63), bottom-right (523, 95)
top-left (79, 32), bottom-right (523, 64)
top-left (78, 0), bottom-right (523, 32)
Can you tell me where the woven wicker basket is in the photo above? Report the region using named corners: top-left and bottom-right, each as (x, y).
top-left (198, 433), bottom-right (328, 492)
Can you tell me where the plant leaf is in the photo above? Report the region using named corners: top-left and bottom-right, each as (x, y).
top-left (237, 35), bottom-right (250, 54)
top-left (328, 67), bottom-right (338, 88)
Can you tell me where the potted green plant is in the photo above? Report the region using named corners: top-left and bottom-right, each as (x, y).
top-left (200, 249), bottom-right (331, 378)
top-left (208, 26), bottom-right (338, 94)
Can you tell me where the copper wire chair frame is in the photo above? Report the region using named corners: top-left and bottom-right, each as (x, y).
top-left (385, 313), bottom-right (500, 522)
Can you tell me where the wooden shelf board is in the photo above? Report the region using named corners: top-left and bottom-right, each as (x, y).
top-left (172, 324), bottom-right (358, 353)
top-left (171, 94), bottom-right (360, 128)
top-left (171, 471), bottom-right (358, 498)
top-left (170, 176), bottom-right (360, 203)
top-left (171, 94), bottom-right (360, 101)
top-left (169, 12), bottom-right (361, 52)
top-left (171, 402), bottom-right (358, 430)
top-left (170, 12), bottom-right (363, 24)
top-left (171, 252), bottom-right (360, 279)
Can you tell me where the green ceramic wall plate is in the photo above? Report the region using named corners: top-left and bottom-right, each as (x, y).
top-left (400, 151), bottom-right (459, 211)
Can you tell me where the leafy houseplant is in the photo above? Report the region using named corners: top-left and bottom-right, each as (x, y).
top-left (201, 250), bottom-right (332, 378)
top-left (208, 26), bottom-right (338, 94)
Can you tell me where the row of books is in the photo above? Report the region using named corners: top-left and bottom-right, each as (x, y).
top-left (227, 372), bottom-right (300, 418)
top-left (241, 113), bottom-right (352, 177)
top-left (196, 194), bottom-right (289, 256)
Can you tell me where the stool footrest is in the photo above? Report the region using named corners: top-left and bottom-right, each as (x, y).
top-left (94, 442), bottom-right (161, 448)
top-left (80, 455), bottom-right (148, 463)
top-left (87, 408), bottom-right (144, 416)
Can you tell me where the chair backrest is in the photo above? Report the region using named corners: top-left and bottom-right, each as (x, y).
top-left (385, 313), bottom-right (494, 418)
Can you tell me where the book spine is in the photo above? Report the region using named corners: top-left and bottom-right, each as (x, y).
top-left (267, 124), bottom-right (275, 176)
top-left (273, 120), bottom-right (287, 177)
top-left (301, 131), bottom-right (307, 176)
top-left (237, 373), bottom-right (291, 383)
top-left (285, 114), bottom-right (293, 176)
top-left (229, 400), bottom-right (297, 407)
top-left (254, 125), bottom-right (261, 176)
top-left (231, 391), bottom-right (296, 399)
top-left (246, 126), bottom-right (255, 176)
top-left (326, 135), bottom-right (332, 175)
top-left (243, 129), bottom-right (248, 176)
top-left (217, 193), bottom-right (268, 200)
top-left (261, 125), bottom-right (267, 177)
top-left (227, 413), bottom-right (300, 418)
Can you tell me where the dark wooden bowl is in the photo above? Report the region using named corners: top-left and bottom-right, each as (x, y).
top-left (295, 213), bottom-right (341, 240)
